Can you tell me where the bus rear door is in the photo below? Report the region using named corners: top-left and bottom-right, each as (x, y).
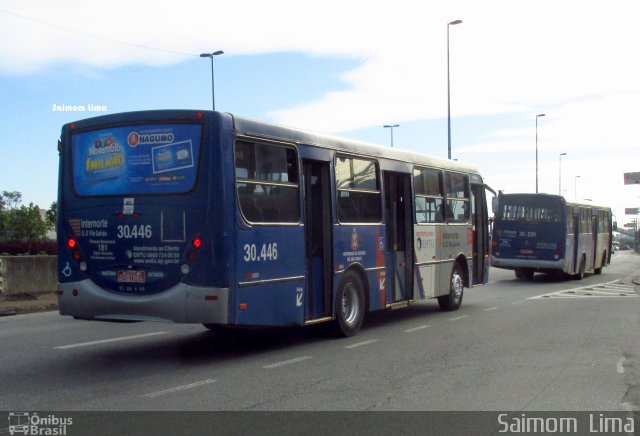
top-left (303, 160), bottom-right (333, 321)
top-left (471, 183), bottom-right (490, 285)
top-left (383, 172), bottom-right (413, 303)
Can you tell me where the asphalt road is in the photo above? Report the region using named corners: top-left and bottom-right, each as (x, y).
top-left (1, 251), bottom-right (639, 414)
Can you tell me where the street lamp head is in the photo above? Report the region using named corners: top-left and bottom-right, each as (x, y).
top-left (384, 124), bottom-right (399, 128)
top-left (560, 152), bottom-right (567, 156)
top-left (537, 113), bottom-right (546, 118)
top-left (449, 19), bottom-right (463, 25)
top-left (200, 50), bottom-right (224, 58)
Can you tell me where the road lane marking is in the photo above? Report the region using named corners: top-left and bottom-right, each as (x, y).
top-left (404, 325), bottom-right (430, 333)
top-left (263, 356), bottom-right (312, 368)
top-left (529, 281), bottom-right (637, 300)
top-left (344, 339), bottom-right (379, 349)
top-left (484, 306), bottom-right (498, 311)
top-left (448, 315), bottom-right (468, 322)
top-left (55, 331), bottom-right (169, 349)
top-left (144, 379), bottom-right (216, 398)
top-left (617, 356), bottom-right (626, 374)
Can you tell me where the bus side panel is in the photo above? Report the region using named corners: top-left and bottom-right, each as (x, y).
top-left (414, 226), bottom-right (438, 299)
top-left (437, 226), bottom-right (471, 297)
top-left (333, 225), bottom-right (385, 311)
top-left (234, 226), bottom-right (306, 326)
top-left (577, 233), bottom-right (593, 271)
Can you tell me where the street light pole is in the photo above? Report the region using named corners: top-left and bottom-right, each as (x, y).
top-left (383, 124), bottom-right (399, 148)
top-left (447, 19), bottom-right (462, 160)
top-left (535, 113), bottom-right (545, 193)
top-left (559, 152), bottom-right (567, 195)
top-left (199, 50), bottom-right (224, 111)
top-left (574, 175), bottom-right (581, 199)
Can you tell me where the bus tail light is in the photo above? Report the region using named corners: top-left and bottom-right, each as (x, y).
top-left (68, 237), bottom-right (83, 262)
top-left (192, 237), bottom-right (203, 249)
top-left (187, 237), bottom-right (202, 262)
top-left (182, 237), bottom-right (203, 274)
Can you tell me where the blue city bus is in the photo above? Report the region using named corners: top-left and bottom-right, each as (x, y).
top-left (491, 193), bottom-right (612, 280)
top-left (57, 110), bottom-right (491, 336)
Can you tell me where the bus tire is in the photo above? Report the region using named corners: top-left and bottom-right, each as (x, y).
top-left (438, 263), bottom-right (464, 311)
top-left (574, 256), bottom-right (586, 280)
top-left (516, 269), bottom-right (534, 280)
top-left (594, 252), bottom-right (605, 275)
top-left (333, 271), bottom-right (365, 337)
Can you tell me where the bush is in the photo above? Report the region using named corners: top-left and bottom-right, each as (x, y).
top-left (0, 240), bottom-right (57, 255)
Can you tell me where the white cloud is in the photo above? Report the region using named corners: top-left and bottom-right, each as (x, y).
top-left (3, 1), bottom-right (639, 127)
top-left (2, 0), bottom-right (639, 216)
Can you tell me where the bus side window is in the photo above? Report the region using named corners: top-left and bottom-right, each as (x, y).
top-left (414, 167), bottom-right (445, 224)
top-left (238, 184), bottom-right (262, 222)
top-left (234, 140), bottom-right (300, 224)
top-left (444, 172), bottom-right (469, 223)
top-left (336, 156), bottom-right (381, 223)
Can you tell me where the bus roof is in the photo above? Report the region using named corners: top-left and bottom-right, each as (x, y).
top-left (62, 109), bottom-right (482, 179)
top-left (498, 192), bottom-right (610, 210)
top-left (232, 113), bottom-right (481, 175)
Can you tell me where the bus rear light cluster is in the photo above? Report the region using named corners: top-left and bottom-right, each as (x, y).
top-left (67, 237), bottom-right (83, 263)
top-left (187, 237), bottom-right (202, 262)
top-left (181, 237), bottom-right (203, 275)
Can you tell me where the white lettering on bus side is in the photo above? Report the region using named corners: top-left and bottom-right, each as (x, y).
top-left (243, 243), bottom-right (279, 262)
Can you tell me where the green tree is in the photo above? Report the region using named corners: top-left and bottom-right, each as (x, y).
top-left (0, 192), bottom-right (53, 248)
top-left (46, 201), bottom-right (57, 227)
top-left (0, 190), bottom-right (22, 240)
top-left (14, 203), bottom-right (50, 243)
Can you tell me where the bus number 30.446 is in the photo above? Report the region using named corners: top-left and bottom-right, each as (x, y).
top-left (243, 243), bottom-right (278, 262)
top-left (117, 224), bottom-right (153, 239)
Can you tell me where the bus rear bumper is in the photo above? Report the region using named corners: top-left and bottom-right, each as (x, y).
top-left (57, 280), bottom-right (229, 324)
top-left (490, 256), bottom-right (565, 272)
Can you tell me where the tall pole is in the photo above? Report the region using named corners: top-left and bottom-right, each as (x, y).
top-left (535, 113), bottom-right (545, 193)
top-left (200, 50), bottom-right (224, 111)
top-left (383, 124), bottom-right (399, 148)
top-left (558, 152), bottom-right (567, 195)
top-left (574, 175), bottom-right (581, 198)
top-left (447, 19), bottom-right (462, 160)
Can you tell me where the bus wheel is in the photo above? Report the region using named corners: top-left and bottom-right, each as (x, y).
top-left (574, 256), bottom-right (586, 280)
top-left (438, 263), bottom-right (464, 311)
top-left (594, 252), bottom-right (605, 275)
top-left (515, 269), bottom-right (534, 280)
top-left (333, 271), bottom-right (365, 337)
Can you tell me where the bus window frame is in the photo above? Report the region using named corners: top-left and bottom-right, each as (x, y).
top-left (233, 139), bottom-right (301, 226)
top-left (334, 154), bottom-right (382, 224)
top-left (443, 171), bottom-right (470, 225)
top-left (414, 166), bottom-right (445, 225)
top-left (68, 120), bottom-right (206, 199)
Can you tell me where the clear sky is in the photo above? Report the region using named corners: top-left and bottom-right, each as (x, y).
top-left (1, 0), bottom-right (639, 226)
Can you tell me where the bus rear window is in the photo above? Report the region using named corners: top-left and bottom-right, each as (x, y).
top-left (71, 123), bottom-right (202, 196)
top-left (498, 197), bottom-right (563, 223)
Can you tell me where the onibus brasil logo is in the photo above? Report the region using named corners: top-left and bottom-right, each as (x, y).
top-left (7, 412), bottom-right (72, 435)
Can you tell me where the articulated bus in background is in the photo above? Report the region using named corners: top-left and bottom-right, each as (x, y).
top-left (491, 193), bottom-right (612, 280)
top-left (57, 110), bottom-right (491, 337)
